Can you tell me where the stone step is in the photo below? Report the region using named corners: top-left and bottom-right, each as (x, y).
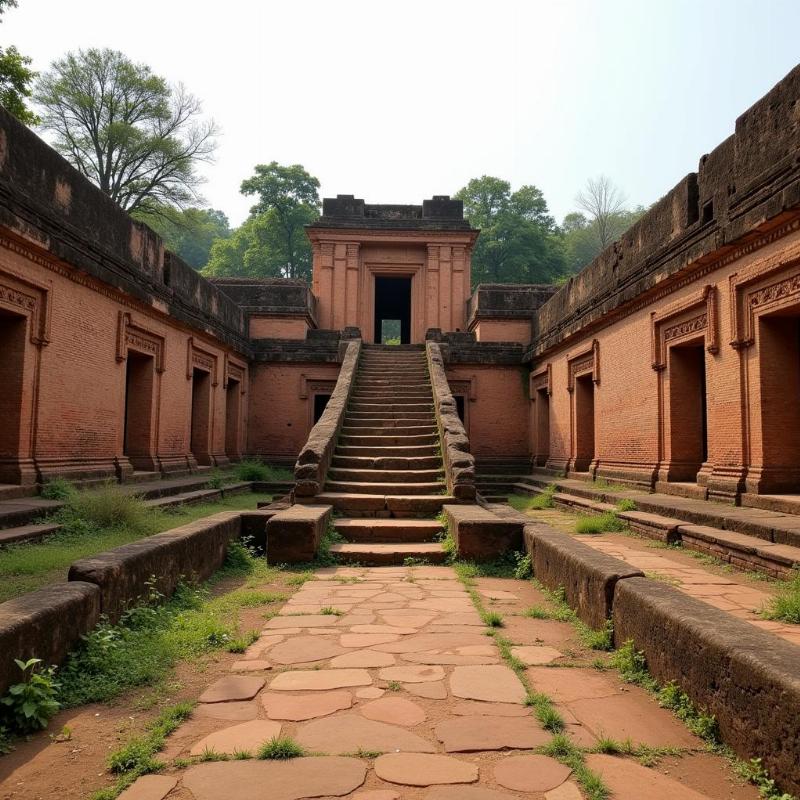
top-left (335, 445), bottom-right (440, 458)
top-left (348, 403), bottom-right (434, 413)
top-left (357, 370), bottom-right (429, 377)
top-left (328, 467), bottom-right (444, 483)
top-left (343, 417), bottom-right (437, 428)
top-left (0, 498), bottom-right (65, 530)
top-left (144, 488), bottom-right (223, 509)
top-left (0, 522), bottom-right (62, 548)
top-left (303, 492), bottom-right (454, 517)
top-left (346, 410), bottom-right (435, 418)
top-left (331, 455), bottom-right (443, 470)
top-left (325, 480), bottom-right (446, 496)
top-left (338, 433), bottom-right (438, 447)
top-left (334, 518), bottom-right (444, 543)
top-left (351, 393), bottom-right (433, 401)
top-left (341, 425), bottom-right (437, 437)
top-left (329, 541), bottom-right (447, 565)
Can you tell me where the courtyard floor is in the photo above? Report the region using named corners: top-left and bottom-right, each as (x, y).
top-left (6, 563), bottom-right (760, 800)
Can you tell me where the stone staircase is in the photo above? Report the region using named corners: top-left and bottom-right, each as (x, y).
top-left (320, 345), bottom-right (451, 565)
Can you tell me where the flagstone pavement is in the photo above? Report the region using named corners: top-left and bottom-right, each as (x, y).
top-left (117, 565), bottom-right (759, 800)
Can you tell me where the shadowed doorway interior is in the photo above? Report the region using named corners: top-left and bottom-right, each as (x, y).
top-left (374, 276), bottom-right (411, 344)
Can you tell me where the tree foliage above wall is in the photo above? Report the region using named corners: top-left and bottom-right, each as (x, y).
top-left (0, 0), bottom-right (37, 125)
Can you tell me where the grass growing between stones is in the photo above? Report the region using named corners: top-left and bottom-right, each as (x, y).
top-left (257, 735), bottom-right (306, 759)
top-left (235, 459), bottom-right (293, 483)
top-left (508, 485), bottom-right (556, 511)
top-left (90, 701), bottom-right (195, 800)
top-left (761, 569), bottom-right (800, 623)
top-left (454, 566), bottom-right (610, 800)
top-left (575, 511), bottom-right (627, 535)
top-left (57, 542), bottom-right (281, 708)
top-left (0, 490), bottom-right (273, 603)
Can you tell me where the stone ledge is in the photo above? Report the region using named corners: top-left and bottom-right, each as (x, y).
top-left (68, 511), bottom-right (241, 621)
top-left (613, 577), bottom-right (800, 796)
top-left (266, 504), bottom-right (332, 563)
top-left (0, 581), bottom-right (101, 696)
top-left (443, 504), bottom-right (522, 561)
top-left (525, 526), bottom-right (643, 629)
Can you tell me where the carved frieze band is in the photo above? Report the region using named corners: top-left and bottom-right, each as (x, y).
top-left (298, 375), bottom-right (337, 400)
top-left (651, 285), bottom-right (718, 370)
top-left (567, 340), bottom-right (599, 392)
top-left (115, 311), bottom-right (165, 372)
top-left (186, 336), bottom-right (218, 385)
top-left (0, 267), bottom-right (51, 346)
top-left (730, 257), bottom-right (800, 349)
top-left (530, 363), bottom-right (552, 397)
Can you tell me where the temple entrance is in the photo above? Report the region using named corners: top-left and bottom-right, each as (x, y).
top-left (225, 377), bottom-right (241, 459)
top-left (573, 374), bottom-right (595, 472)
top-left (756, 313), bottom-right (800, 491)
top-left (313, 393), bottom-right (331, 423)
top-left (667, 342), bottom-right (707, 481)
top-left (374, 276), bottom-right (411, 344)
top-left (0, 310), bottom-right (26, 480)
top-left (535, 387), bottom-right (550, 466)
top-left (123, 352), bottom-right (155, 471)
top-left (190, 367), bottom-right (212, 465)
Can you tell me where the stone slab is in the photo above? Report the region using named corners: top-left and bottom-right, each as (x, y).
top-left (117, 775), bottom-right (178, 800)
top-left (295, 714), bottom-right (436, 754)
top-left (190, 719), bottom-right (282, 756)
top-left (449, 665), bottom-right (527, 704)
top-left (435, 716), bottom-right (550, 752)
top-left (261, 690), bottom-right (353, 720)
top-left (269, 669), bottom-right (372, 691)
top-left (199, 675), bottom-right (266, 703)
top-left (374, 753), bottom-right (479, 786)
top-left (360, 696), bottom-right (427, 726)
top-left (493, 754), bottom-right (572, 792)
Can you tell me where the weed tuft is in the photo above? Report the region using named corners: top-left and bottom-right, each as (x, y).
top-left (762, 569), bottom-right (800, 624)
top-left (257, 736), bottom-right (305, 760)
top-left (40, 477), bottom-right (77, 501)
top-left (481, 611), bottom-right (504, 628)
top-left (575, 512), bottom-right (626, 535)
top-left (508, 484), bottom-right (556, 511)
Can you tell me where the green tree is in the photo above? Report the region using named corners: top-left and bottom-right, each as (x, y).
top-left (0, 0), bottom-right (37, 125)
top-left (455, 175), bottom-right (565, 286)
top-left (34, 48), bottom-right (217, 214)
top-left (204, 162), bottom-right (320, 280)
top-left (137, 206), bottom-right (230, 270)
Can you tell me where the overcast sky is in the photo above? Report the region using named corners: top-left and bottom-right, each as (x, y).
top-left (5, 0), bottom-right (799, 226)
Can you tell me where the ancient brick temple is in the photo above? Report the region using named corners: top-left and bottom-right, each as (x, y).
top-left (1, 65), bottom-right (800, 513)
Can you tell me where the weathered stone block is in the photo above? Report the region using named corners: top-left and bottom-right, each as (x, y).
top-left (613, 577), bottom-right (800, 795)
top-left (526, 526), bottom-right (643, 628)
top-left (68, 511), bottom-right (241, 621)
top-left (444, 504), bottom-right (522, 560)
top-left (0, 582), bottom-right (101, 696)
top-left (266, 504), bottom-right (332, 563)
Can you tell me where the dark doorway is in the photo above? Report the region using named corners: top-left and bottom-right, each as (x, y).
top-left (190, 367), bottom-right (212, 465)
top-left (225, 378), bottom-right (241, 459)
top-left (123, 352), bottom-right (155, 470)
top-left (0, 311), bottom-right (26, 476)
top-left (313, 393), bottom-right (331, 423)
top-left (573, 374), bottom-right (595, 472)
top-left (374, 276), bottom-right (411, 344)
top-left (535, 387), bottom-right (550, 466)
top-left (455, 395), bottom-right (466, 424)
top-left (667, 343), bottom-right (707, 480)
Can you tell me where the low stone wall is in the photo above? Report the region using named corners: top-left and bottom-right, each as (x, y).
top-left (426, 342), bottom-right (476, 501)
top-left (0, 582), bottom-right (101, 697)
top-left (68, 511), bottom-right (241, 622)
top-left (294, 339), bottom-right (361, 496)
top-left (614, 578), bottom-right (800, 795)
top-left (443, 504), bottom-right (522, 560)
top-left (521, 523), bottom-right (800, 794)
top-left (525, 523), bottom-right (643, 628)
top-left (266, 504), bottom-right (332, 563)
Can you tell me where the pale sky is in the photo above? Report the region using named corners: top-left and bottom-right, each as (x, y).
top-left (5, 0), bottom-right (800, 226)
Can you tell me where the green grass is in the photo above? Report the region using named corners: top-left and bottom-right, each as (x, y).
top-left (761, 569), bottom-right (800, 624)
top-left (615, 498), bottom-right (636, 512)
top-left (508, 485), bottom-right (556, 511)
top-left (575, 512), bottom-right (627, 534)
top-left (90, 702), bottom-right (194, 799)
top-left (235, 459), bottom-right (293, 483)
top-left (57, 549), bottom-right (280, 708)
top-left (257, 736), bottom-right (305, 759)
top-left (481, 610), bottom-right (504, 627)
top-left (0, 491), bottom-right (273, 603)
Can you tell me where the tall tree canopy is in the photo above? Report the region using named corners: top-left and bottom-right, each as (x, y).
top-left (34, 48), bottom-right (217, 215)
top-left (204, 162), bottom-right (320, 280)
top-left (137, 206), bottom-right (230, 270)
top-left (562, 176), bottom-right (646, 273)
top-left (0, 0), bottom-right (37, 124)
top-left (455, 176), bottom-right (565, 287)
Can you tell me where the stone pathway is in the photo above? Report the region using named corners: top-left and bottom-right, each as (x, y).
top-left (118, 565), bottom-right (758, 800)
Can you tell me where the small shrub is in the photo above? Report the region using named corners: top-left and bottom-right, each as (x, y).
top-left (762, 569), bottom-right (800, 624)
top-left (575, 512), bottom-right (626, 535)
top-left (224, 540), bottom-right (257, 572)
top-left (578, 619), bottom-right (614, 651)
top-left (226, 631), bottom-right (259, 653)
top-left (512, 551), bottom-right (532, 580)
top-left (615, 498), bottom-right (636, 512)
top-left (0, 725), bottom-right (13, 754)
top-left (386, 681), bottom-right (402, 691)
top-left (63, 484), bottom-right (152, 532)
top-left (257, 736), bottom-right (305, 759)
top-left (0, 658), bottom-right (60, 734)
top-left (40, 477), bottom-right (76, 501)
top-left (482, 611), bottom-right (504, 628)
top-left (207, 471), bottom-right (224, 490)
top-left (235, 459), bottom-right (270, 482)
